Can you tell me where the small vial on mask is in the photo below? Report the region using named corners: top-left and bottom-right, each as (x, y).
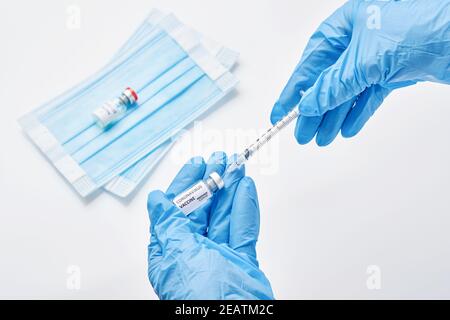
top-left (93, 87), bottom-right (138, 128)
top-left (173, 172), bottom-right (225, 215)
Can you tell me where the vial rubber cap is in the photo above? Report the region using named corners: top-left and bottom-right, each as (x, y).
top-left (209, 172), bottom-right (224, 190)
top-left (125, 87), bottom-right (138, 103)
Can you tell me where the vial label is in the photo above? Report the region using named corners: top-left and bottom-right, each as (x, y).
top-left (93, 100), bottom-right (124, 127)
top-left (93, 88), bottom-right (138, 128)
top-left (173, 181), bottom-right (212, 215)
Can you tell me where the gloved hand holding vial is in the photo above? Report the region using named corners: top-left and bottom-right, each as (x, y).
top-left (147, 152), bottom-right (274, 300)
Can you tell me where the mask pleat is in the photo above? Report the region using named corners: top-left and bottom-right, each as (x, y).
top-left (63, 58), bottom-right (198, 155)
top-left (73, 67), bottom-right (205, 164)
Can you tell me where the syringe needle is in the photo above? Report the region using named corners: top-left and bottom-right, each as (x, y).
top-left (226, 105), bottom-right (301, 174)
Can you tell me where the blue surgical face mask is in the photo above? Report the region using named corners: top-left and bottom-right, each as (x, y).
top-left (19, 11), bottom-right (238, 197)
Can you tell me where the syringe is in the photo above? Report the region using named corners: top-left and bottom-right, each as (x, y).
top-left (173, 106), bottom-right (300, 215)
top-left (225, 105), bottom-right (300, 175)
top-left (173, 101), bottom-right (302, 216)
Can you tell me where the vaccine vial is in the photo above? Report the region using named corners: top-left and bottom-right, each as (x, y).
top-left (93, 87), bottom-right (138, 128)
top-left (173, 172), bottom-right (225, 215)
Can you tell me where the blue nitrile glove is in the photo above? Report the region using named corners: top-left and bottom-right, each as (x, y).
top-left (271, 0), bottom-right (450, 146)
top-left (147, 152), bottom-right (274, 300)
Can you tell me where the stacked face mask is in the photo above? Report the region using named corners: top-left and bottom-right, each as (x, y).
top-left (19, 9), bottom-right (239, 198)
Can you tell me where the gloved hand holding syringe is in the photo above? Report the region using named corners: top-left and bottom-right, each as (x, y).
top-left (173, 92), bottom-right (304, 215)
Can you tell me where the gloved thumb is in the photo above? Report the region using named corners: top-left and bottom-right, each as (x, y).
top-left (147, 190), bottom-right (193, 250)
top-left (299, 51), bottom-right (367, 117)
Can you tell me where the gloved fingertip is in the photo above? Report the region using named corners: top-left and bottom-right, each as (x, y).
top-left (147, 190), bottom-right (173, 221)
top-left (316, 124), bottom-right (341, 146)
top-left (189, 156), bottom-right (206, 167)
top-left (204, 152), bottom-right (228, 187)
top-left (208, 151), bottom-right (227, 165)
top-left (341, 116), bottom-right (362, 138)
top-left (298, 91), bottom-right (322, 117)
top-left (231, 154), bottom-right (246, 172)
top-left (340, 85), bottom-right (390, 140)
top-left (223, 154), bottom-right (245, 187)
top-left (295, 134), bottom-right (314, 145)
top-left (270, 103), bottom-right (283, 125)
top-left (270, 114), bottom-right (279, 126)
top-left (294, 124), bottom-right (315, 145)
top-left (315, 134), bottom-right (334, 147)
top-left (147, 189), bottom-right (166, 207)
top-left (166, 157), bottom-right (207, 197)
top-left (238, 177), bottom-right (259, 208)
top-left (239, 176), bottom-right (257, 194)
top-left (341, 126), bottom-right (359, 138)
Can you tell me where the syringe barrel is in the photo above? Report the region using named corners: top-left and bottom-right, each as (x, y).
top-left (244, 107), bottom-right (300, 161)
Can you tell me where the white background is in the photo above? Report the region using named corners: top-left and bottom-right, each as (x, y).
top-left (1, 0), bottom-right (449, 299)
